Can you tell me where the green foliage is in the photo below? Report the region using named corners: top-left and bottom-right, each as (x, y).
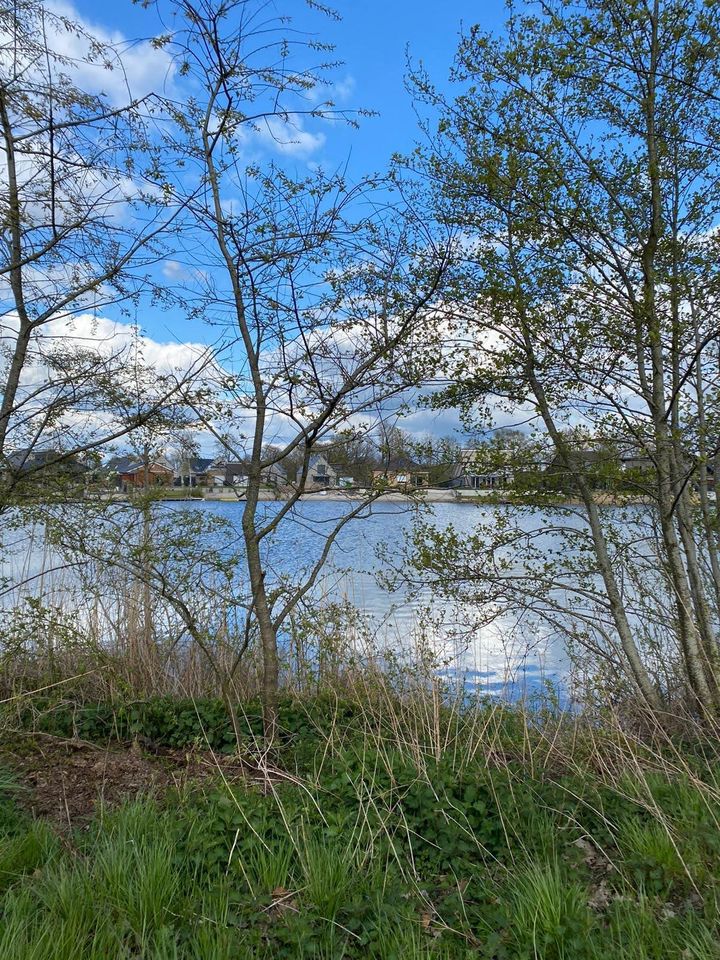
top-left (505, 861), bottom-right (593, 960)
top-left (4, 696), bottom-right (720, 957)
top-left (12, 694), bottom-right (365, 761)
top-left (0, 820), bottom-right (59, 896)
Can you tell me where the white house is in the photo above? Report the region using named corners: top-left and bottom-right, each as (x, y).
top-left (449, 448), bottom-right (512, 490)
top-left (299, 453), bottom-right (341, 489)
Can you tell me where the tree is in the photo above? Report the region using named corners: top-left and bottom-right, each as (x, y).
top-left (407, 0), bottom-right (720, 713)
top-left (403, 433), bottom-right (462, 485)
top-left (171, 431), bottom-right (201, 487)
top-left (0, 1), bottom-right (207, 509)
top-left (159, 0), bottom-right (452, 738)
top-left (376, 425), bottom-right (412, 462)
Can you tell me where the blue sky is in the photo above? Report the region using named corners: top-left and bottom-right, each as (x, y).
top-left (64, 0), bottom-right (508, 330)
top-left (59, 0), bottom-right (511, 443)
top-left (70, 0), bottom-right (508, 194)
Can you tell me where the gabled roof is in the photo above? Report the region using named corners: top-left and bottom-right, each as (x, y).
top-left (105, 455), bottom-right (136, 474)
top-left (6, 448), bottom-right (59, 466)
top-left (208, 459), bottom-right (249, 473)
top-left (308, 452), bottom-right (335, 465)
top-left (106, 455), bottom-right (172, 475)
top-left (3, 448), bottom-right (88, 473)
top-left (185, 457), bottom-right (213, 473)
top-left (306, 454), bottom-right (342, 473)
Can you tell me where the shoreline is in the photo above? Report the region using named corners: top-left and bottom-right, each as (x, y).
top-left (95, 488), bottom-right (660, 507)
top-left (166, 489), bottom-right (657, 506)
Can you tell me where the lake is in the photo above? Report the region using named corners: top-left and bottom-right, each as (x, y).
top-left (4, 497), bottom-right (639, 700)
top-left (164, 498), bottom-right (576, 698)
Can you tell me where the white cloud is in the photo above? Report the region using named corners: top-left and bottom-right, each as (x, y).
top-left (36, 3), bottom-right (330, 170)
top-left (1, 310), bottom-right (219, 450)
top-left (332, 75), bottom-right (356, 103)
top-left (306, 74), bottom-right (356, 110)
top-left (45, 0), bottom-right (176, 107)
top-left (252, 115), bottom-right (326, 160)
top-left (162, 260), bottom-right (192, 282)
top-left (38, 312), bottom-right (211, 377)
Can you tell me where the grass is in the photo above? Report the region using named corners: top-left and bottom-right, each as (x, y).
top-left (2, 694), bottom-right (720, 957)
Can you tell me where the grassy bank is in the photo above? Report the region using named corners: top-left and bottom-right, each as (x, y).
top-left (1, 693), bottom-right (720, 958)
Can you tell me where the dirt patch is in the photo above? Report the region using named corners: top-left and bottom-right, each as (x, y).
top-left (1, 735), bottom-right (253, 826)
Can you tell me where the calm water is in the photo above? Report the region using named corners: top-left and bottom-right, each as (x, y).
top-left (4, 498), bottom-right (631, 698)
top-left (163, 499), bottom-right (576, 697)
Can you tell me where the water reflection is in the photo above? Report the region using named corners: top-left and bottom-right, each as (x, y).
top-left (181, 499), bottom-right (574, 697)
top-left (2, 499), bottom-right (592, 698)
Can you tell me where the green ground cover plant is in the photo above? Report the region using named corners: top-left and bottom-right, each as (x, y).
top-left (2, 694), bottom-right (720, 957)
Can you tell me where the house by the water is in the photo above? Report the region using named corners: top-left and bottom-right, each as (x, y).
top-left (205, 459), bottom-right (287, 490)
top-left (372, 456), bottom-right (429, 490)
top-left (299, 453), bottom-right (356, 490)
top-left (105, 456), bottom-right (174, 492)
top-left (448, 448), bottom-right (512, 490)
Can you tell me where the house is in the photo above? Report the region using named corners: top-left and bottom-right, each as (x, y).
top-left (205, 459), bottom-right (287, 489)
top-left (261, 461), bottom-right (287, 486)
top-left (1, 448), bottom-right (93, 496)
top-left (448, 449), bottom-right (512, 490)
top-left (2, 447), bottom-right (89, 479)
top-left (204, 462), bottom-right (230, 488)
top-left (372, 456), bottom-right (430, 491)
top-left (543, 445), bottom-right (620, 491)
top-left (173, 457), bottom-right (214, 488)
top-left (450, 466), bottom-right (510, 490)
top-left (300, 453), bottom-right (341, 489)
top-left (106, 455), bottom-right (174, 492)
top-left (620, 453), bottom-right (654, 472)
top-left (619, 444), bottom-right (654, 473)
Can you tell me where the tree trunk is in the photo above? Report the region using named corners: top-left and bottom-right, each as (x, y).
top-left (242, 470), bottom-right (279, 743)
top-left (641, 0), bottom-right (715, 711)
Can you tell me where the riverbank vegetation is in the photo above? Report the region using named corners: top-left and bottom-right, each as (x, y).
top-left (3, 680), bottom-right (720, 959)
top-left (3, 606), bottom-right (720, 957)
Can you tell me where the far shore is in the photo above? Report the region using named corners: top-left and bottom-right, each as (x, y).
top-left (94, 488), bottom-right (662, 507)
